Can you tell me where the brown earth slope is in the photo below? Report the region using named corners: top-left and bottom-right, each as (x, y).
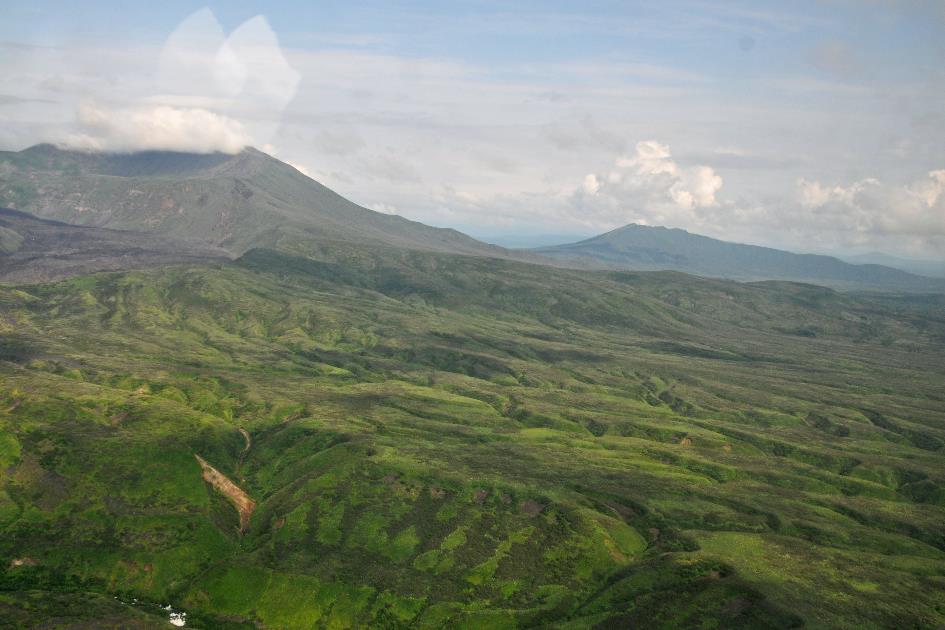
top-left (194, 454), bottom-right (256, 533)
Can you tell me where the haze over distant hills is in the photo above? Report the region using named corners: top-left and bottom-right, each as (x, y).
top-left (536, 224), bottom-right (945, 292)
top-left (841, 252), bottom-right (945, 279)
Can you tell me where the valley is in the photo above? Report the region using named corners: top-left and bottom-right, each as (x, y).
top-left (1, 236), bottom-right (944, 628)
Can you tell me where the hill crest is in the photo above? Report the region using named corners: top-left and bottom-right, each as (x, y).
top-left (536, 223), bottom-right (944, 292)
top-left (0, 144), bottom-right (535, 262)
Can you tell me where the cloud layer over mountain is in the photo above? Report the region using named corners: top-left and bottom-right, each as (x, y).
top-left (53, 9), bottom-right (299, 155)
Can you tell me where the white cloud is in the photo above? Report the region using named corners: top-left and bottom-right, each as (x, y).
top-left (579, 140), bottom-right (723, 223)
top-left (682, 166), bottom-right (723, 208)
top-left (909, 169), bottom-right (945, 207)
top-left (615, 140), bottom-right (678, 176)
top-left (582, 173), bottom-right (600, 195)
top-left (65, 101), bottom-right (251, 153)
top-left (797, 177), bottom-right (880, 209)
top-left (793, 172), bottom-right (945, 243)
top-left (56, 9), bottom-right (299, 153)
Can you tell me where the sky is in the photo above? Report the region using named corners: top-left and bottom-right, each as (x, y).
top-left (1, 1), bottom-right (944, 258)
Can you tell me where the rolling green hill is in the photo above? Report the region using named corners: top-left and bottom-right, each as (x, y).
top-left (1, 242), bottom-right (944, 628)
top-left (0, 144), bottom-right (532, 261)
top-left (536, 224), bottom-right (945, 292)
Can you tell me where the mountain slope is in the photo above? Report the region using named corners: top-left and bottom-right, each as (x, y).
top-left (0, 207), bottom-right (228, 284)
top-left (0, 144), bottom-right (532, 260)
top-left (536, 223), bottom-right (945, 292)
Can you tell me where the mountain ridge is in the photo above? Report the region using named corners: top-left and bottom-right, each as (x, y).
top-left (535, 223), bottom-right (945, 292)
top-left (2, 144), bottom-right (940, 292)
top-left (0, 144), bottom-right (543, 264)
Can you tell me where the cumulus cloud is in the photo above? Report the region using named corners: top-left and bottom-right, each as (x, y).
top-left (615, 140), bottom-right (678, 177)
top-left (59, 9), bottom-right (298, 154)
top-left (797, 177), bottom-right (880, 210)
top-left (582, 173), bottom-right (600, 195)
top-left (577, 140), bottom-right (723, 225)
top-left (792, 171), bottom-right (945, 245)
top-left (65, 101), bottom-right (251, 153)
top-left (553, 144), bottom-right (943, 257)
top-left (909, 170), bottom-right (945, 208)
top-left (677, 166), bottom-right (723, 209)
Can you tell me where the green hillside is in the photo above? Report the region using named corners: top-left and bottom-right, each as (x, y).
top-left (1, 244), bottom-right (944, 628)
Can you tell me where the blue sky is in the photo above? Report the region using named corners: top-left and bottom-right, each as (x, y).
top-left (6, 1), bottom-right (940, 75)
top-left (2, 1), bottom-right (944, 257)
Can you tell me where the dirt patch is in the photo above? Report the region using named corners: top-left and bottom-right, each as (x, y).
top-left (648, 527), bottom-right (661, 541)
top-left (473, 489), bottom-right (489, 503)
top-left (722, 443), bottom-right (732, 453)
top-left (429, 486), bottom-right (446, 499)
top-left (195, 454), bottom-right (256, 533)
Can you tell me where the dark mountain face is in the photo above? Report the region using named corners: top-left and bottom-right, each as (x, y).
top-left (536, 224), bottom-right (945, 292)
top-left (0, 207), bottom-right (228, 283)
top-left (0, 144), bottom-right (536, 261)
